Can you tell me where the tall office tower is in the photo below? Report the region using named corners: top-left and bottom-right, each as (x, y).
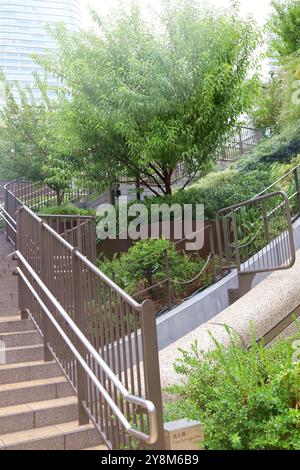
top-left (0, 0), bottom-right (81, 106)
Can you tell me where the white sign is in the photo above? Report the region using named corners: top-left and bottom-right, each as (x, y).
top-left (164, 419), bottom-right (204, 451)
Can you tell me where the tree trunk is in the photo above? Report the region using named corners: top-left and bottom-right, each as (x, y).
top-left (56, 189), bottom-right (64, 206)
top-left (163, 169), bottom-right (173, 196)
top-left (135, 178), bottom-right (141, 201)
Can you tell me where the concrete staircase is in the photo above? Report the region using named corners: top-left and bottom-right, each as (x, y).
top-left (0, 232), bottom-right (106, 450)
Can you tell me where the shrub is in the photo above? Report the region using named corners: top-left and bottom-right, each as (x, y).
top-left (38, 204), bottom-right (95, 217)
top-left (234, 131), bottom-right (300, 173)
top-left (139, 169), bottom-right (272, 220)
top-left (164, 327), bottom-right (300, 450)
top-left (99, 239), bottom-right (213, 302)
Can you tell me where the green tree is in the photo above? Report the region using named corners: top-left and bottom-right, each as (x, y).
top-left (0, 76), bottom-right (79, 204)
top-left (251, 1), bottom-right (300, 135)
top-left (249, 76), bottom-right (282, 133)
top-left (39, 0), bottom-right (260, 196)
top-left (277, 52), bottom-right (300, 135)
top-left (269, 0), bottom-right (300, 58)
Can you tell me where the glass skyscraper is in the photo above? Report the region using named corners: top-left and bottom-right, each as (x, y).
top-left (0, 0), bottom-right (81, 105)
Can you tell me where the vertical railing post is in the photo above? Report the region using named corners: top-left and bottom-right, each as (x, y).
top-left (208, 226), bottom-right (217, 282)
top-left (4, 186), bottom-right (9, 242)
top-left (238, 128), bottom-right (244, 155)
top-left (293, 168), bottom-right (300, 218)
top-left (16, 208), bottom-right (27, 320)
top-left (91, 218), bottom-right (97, 263)
top-left (76, 217), bottom-right (83, 253)
top-left (164, 250), bottom-right (172, 310)
top-left (140, 299), bottom-right (165, 450)
top-left (231, 208), bottom-right (241, 272)
top-left (262, 200), bottom-right (270, 242)
top-left (39, 220), bottom-right (52, 362)
top-left (72, 249), bottom-right (89, 425)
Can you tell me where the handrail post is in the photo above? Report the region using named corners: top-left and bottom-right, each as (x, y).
top-left (163, 250), bottom-right (172, 310)
top-left (238, 128), bottom-right (244, 155)
top-left (16, 208), bottom-right (27, 320)
top-left (231, 208), bottom-right (241, 272)
top-left (293, 168), bottom-right (300, 218)
top-left (4, 186), bottom-right (9, 242)
top-left (140, 299), bottom-right (165, 450)
top-left (72, 249), bottom-right (89, 425)
top-left (208, 225), bottom-right (217, 282)
top-left (39, 220), bottom-right (52, 362)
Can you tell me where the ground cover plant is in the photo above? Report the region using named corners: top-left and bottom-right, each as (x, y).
top-left (164, 326), bottom-right (300, 450)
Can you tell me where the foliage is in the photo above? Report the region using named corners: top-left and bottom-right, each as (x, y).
top-left (38, 204), bottom-right (95, 217)
top-left (0, 75), bottom-right (83, 204)
top-left (268, 0), bottom-right (300, 58)
top-left (248, 77), bottom-right (282, 133)
top-left (234, 130), bottom-right (300, 172)
top-left (277, 52), bottom-right (300, 135)
top-left (164, 327), bottom-right (300, 450)
top-left (135, 168), bottom-right (273, 221)
top-left (99, 239), bottom-right (211, 301)
top-left (38, 0), bottom-right (260, 195)
top-left (250, 1), bottom-right (300, 138)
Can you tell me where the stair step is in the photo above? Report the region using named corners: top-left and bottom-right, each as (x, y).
top-left (0, 397), bottom-right (78, 434)
top-left (85, 445), bottom-right (107, 451)
top-left (0, 420), bottom-right (102, 450)
top-left (0, 330), bottom-right (41, 347)
top-left (0, 318), bottom-right (33, 333)
top-left (0, 309), bottom-right (20, 318)
top-left (0, 377), bottom-right (73, 407)
top-left (0, 302), bottom-right (18, 310)
top-left (0, 360), bottom-right (62, 385)
top-left (3, 344), bottom-right (44, 364)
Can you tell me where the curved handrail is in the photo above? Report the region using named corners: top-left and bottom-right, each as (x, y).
top-left (217, 190), bottom-right (296, 274)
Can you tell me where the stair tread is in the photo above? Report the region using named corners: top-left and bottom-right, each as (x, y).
top-left (0, 316), bottom-right (21, 323)
top-left (0, 376), bottom-right (67, 392)
top-left (0, 330), bottom-right (38, 337)
top-left (85, 445), bottom-right (107, 451)
top-left (0, 396), bottom-right (77, 417)
top-left (0, 314), bottom-right (20, 321)
top-left (3, 343), bottom-right (43, 352)
top-left (0, 420), bottom-right (96, 447)
top-left (0, 360), bottom-right (55, 371)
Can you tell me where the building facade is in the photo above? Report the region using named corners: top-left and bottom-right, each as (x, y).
top-left (0, 0), bottom-right (81, 105)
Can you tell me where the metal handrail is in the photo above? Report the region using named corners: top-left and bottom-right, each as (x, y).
top-left (0, 206), bottom-right (17, 233)
top-left (218, 190), bottom-right (291, 216)
top-left (4, 178), bottom-right (91, 213)
top-left (216, 190), bottom-right (296, 275)
top-left (21, 204), bottom-right (141, 309)
top-left (3, 179), bottom-right (162, 448)
top-left (11, 253), bottom-right (158, 444)
top-left (255, 164), bottom-right (299, 199)
top-left (40, 213), bottom-right (96, 220)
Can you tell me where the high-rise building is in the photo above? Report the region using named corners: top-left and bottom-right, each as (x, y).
top-left (0, 0), bottom-right (81, 106)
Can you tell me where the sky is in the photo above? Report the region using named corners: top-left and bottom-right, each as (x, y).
top-left (81, 0), bottom-right (273, 27)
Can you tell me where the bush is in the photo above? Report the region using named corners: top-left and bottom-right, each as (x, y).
top-left (139, 169), bottom-right (272, 220)
top-left (99, 239), bottom-right (213, 301)
top-left (234, 131), bottom-right (300, 173)
top-left (38, 204), bottom-right (95, 217)
top-left (164, 327), bottom-right (300, 450)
